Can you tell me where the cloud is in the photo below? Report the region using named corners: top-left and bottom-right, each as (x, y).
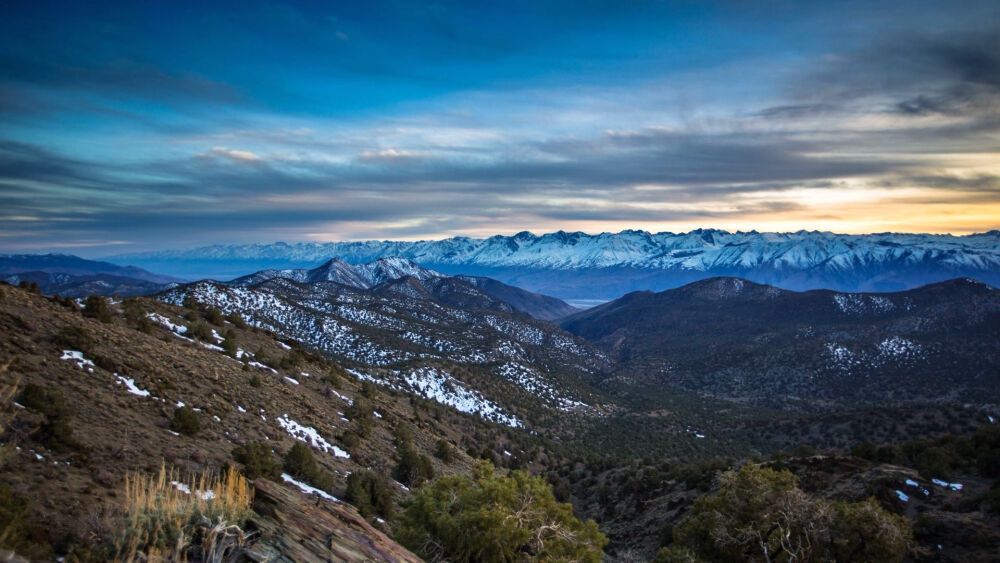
top-left (201, 146), bottom-right (263, 163)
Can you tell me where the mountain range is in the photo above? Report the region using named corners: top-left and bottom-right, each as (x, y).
top-left (1, 253), bottom-right (179, 284)
top-left (106, 229), bottom-right (1000, 302)
top-left (562, 276), bottom-right (1000, 408)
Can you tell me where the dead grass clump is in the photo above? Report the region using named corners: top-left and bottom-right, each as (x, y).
top-left (111, 463), bottom-right (254, 562)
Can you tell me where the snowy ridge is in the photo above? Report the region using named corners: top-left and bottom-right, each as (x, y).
top-left (351, 367), bottom-right (522, 427)
top-left (159, 276), bottom-right (604, 421)
top-left (230, 257), bottom-right (444, 289)
top-left (115, 229), bottom-right (1000, 276)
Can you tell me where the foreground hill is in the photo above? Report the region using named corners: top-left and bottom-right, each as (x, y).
top-left (107, 229), bottom-right (1000, 300)
top-left (562, 277), bottom-right (1000, 408)
top-left (0, 284), bottom-right (481, 559)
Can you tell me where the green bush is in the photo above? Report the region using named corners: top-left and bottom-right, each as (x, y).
top-left (395, 461), bottom-right (607, 562)
top-left (671, 464), bottom-right (911, 562)
top-left (170, 406), bottom-right (200, 436)
top-left (345, 470), bottom-right (393, 520)
top-left (226, 312), bottom-right (246, 328)
top-left (186, 322), bottom-right (214, 342)
top-left (0, 483), bottom-right (53, 560)
top-left (54, 325), bottom-right (94, 354)
top-left (346, 397), bottom-right (374, 438)
top-left (434, 439), bottom-right (455, 463)
top-left (395, 445), bottom-right (435, 488)
top-left (82, 295), bottom-right (113, 323)
top-left (17, 384), bottom-right (81, 452)
top-left (204, 307), bottom-right (224, 326)
top-left (231, 442), bottom-right (281, 480)
top-left (283, 442), bottom-right (334, 493)
top-left (222, 336), bottom-right (238, 357)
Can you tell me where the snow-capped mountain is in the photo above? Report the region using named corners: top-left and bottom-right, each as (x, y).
top-left (160, 273), bottom-right (607, 424)
top-left (229, 257), bottom-right (444, 289)
top-left (109, 229), bottom-right (1000, 300)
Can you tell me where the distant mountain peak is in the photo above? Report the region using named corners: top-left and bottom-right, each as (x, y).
top-left (108, 230), bottom-right (1000, 300)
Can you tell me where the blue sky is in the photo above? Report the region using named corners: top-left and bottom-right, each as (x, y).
top-left (1, 0), bottom-right (998, 255)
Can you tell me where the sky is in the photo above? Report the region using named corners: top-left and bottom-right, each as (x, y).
top-left (1, 0), bottom-right (998, 256)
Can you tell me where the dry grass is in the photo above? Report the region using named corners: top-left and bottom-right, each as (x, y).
top-left (112, 463), bottom-right (253, 562)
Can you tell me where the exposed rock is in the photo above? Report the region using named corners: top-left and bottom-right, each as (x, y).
top-left (249, 479), bottom-right (421, 563)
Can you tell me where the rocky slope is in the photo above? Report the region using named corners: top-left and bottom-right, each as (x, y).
top-left (0, 283), bottom-right (536, 559)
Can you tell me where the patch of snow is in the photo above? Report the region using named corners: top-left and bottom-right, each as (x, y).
top-left (931, 479), bottom-right (963, 491)
top-left (249, 361), bottom-right (278, 374)
top-left (116, 376), bottom-right (151, 397)
top-left (237, 405), bottom-right (247, 413)
top-left (277, 415), bottom-right (350, 458)
top-left (281, 473), bottom-right (338, 501)
top-left (284, 376), bottom-right (299, 385)
top-left (60, 350), bottom-right (94, 372)
top-left (895, 490), bottom-right (909, 502)
top-left (277, 341), bottom-right (292, 350)
top-left (147, 312), bottom-right (188, 334)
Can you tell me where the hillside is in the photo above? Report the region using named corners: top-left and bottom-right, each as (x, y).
top-left (0, 282), bottom-right (564, 559)
top-left (2, 280), bottom-right (999, 561)
top-left (562, 277), bottom-right (1000, 408)
top-left (107, 229), bottom-right (1000, 300)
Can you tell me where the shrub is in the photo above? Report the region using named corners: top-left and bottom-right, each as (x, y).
top-left (231, 442), bottom-right (281, 481)
top-left (54, 325), bottom-right (94, 354)
top-left (346, 397), bottom-right (374, 438)
top-left (111, 464), bottom-right (253, 561)
top-left (283, 443), bottom-right (334, 493)
top-left (671, 464), bottom-right (911, 562)
top-left (186, 322), bottom-right (214, 342)
top-left (396, 461), bottom-right (607, 562)
top-left (278, 350), bottom-right (303, 370)
top-left (249, 373), bottom-right (261, 387)
top-left (345, 470), bottom-right (393, 520)
top-left (0, 483), bottom-right (53, 560)
top-left (395, 446), bottom-right (435, 488)
top-left (17, 280), bottom-right (41, 294)
top-left (170, 406), bottom-right (200, 436)
top-left (17, 383), bottom-right (80, 452)
top-left (205, 307), bottom-right (224, 326)
top-left (226, 312), bottom-right (246, 328)
top-left (82, 295), bottom-right (113, 323)
top-left (222, 337), bottom-right (238, 357)
top-left (434, 439), bottom-right (455, 463)
top-left (339, 431), bottom-right (361, 449)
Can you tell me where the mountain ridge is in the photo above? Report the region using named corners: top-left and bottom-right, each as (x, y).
top-left (561, 276), bottom-right (1000, 408)
top-left (105, 229), bottom-right (1000, 299)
